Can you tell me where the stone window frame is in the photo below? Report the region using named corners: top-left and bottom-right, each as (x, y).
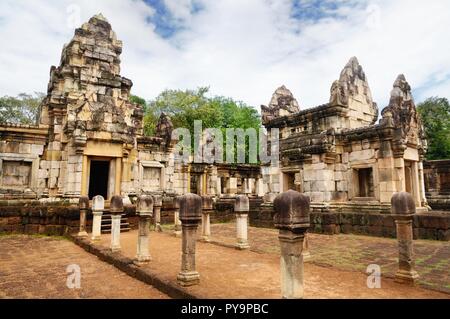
top-left (139, 160), bottom-right (165, 192)
top-left (0, 155), bottom-right (39, 191)
top-left (348, 161), bottom-right (379, 202)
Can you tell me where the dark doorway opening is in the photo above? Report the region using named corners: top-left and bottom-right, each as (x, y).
top-left (190, 174), bottom-right (201, 195)
top-left (89, 161), bottom-right (110, 199)
top-left (357, 168), bottom-right (374, 198)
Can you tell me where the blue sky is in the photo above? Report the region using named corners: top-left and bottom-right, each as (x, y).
top-left (0, 0), bottom-right (449, 111)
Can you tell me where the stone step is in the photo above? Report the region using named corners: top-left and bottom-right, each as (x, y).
top-left (101, 227), bottom-right (131, 234)
top-left (100, 213), bottom-right (130, 233)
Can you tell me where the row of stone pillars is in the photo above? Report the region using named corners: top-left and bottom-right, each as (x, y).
top-left (172, 194), bottom-right (253, 250)
top-left (171, 190), bottom-right (420, 296)
top-left (78, 190), bottom-right (419, 297)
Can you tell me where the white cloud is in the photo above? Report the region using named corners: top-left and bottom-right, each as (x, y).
top-left (0, 0), bottom-right (449, 112)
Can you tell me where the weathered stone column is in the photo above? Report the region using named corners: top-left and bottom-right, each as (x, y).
top-left (392, 192), bottom-right (419, 285)
top-left (417, 161), bottom-right (429, 208)
top-left (201, 196), bottom-right (214, 242)
top-left (177, 193), bottom-right (202, 286)
top-left (136, 195), bottom-right (154, 264)
top-left (228, 177), bottom-right (238, 195)
top-left (153, 195), bottom-right (163, 232)
top-left (78, 196), bottom-right (90, 237)
top-left (256, 178), bottom-right (265, 198)
top-left (274, 190), bottom-right (311, 299)
top-left (173, 197), bottom-right (182, 237)
top-left (235, 195), bottom-right (250, 250)
top-left (110, 195), bottom-right (123, 253)
top-left (303, 233), bottom-right (311, 261)
top-left (91, 195), bottom-right (104, 242)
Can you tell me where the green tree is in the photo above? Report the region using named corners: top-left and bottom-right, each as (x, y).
top-left (143, 87), bottom-right (261, 162)
top-left (0, 92), bottom-right (45, 125)
top-left (130, 95), bottom-right (147, 109)
top-left (417, 97), bottom-right (450, 160)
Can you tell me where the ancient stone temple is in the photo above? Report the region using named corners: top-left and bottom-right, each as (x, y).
top-left (0, 14), bottom-right (186, 201)
top-left (0, 16), bottom-right (448, 240)
top-left (256, 58), bottom-right (450, 240)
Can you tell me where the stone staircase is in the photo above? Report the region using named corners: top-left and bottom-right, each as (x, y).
top-left (100, 208), bottom-right (131, 234)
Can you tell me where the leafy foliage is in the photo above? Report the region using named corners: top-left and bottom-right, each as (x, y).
top-left (143, 87), bottom-right (260, 134)
top-left (0, 93), bottom-right (45, 125)
top-left (140, 87), bottom-right (262, 163)
top-left (417, 97), bottom-right (450, 160)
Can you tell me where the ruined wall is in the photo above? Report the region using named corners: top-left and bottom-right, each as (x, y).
top-left (249, 207), bottom-right (450, 241)
top-left (424, 160), bottom-right (450, 210)
top-left (36, 14), bottom-right (145, 199)
top-left (262, 58), bottom-right (427, 214)
top-left (0, 125), bottom-right (48, 199)
top-left (0, 200), bottom-right (81, 235)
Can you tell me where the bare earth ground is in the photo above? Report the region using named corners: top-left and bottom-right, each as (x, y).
top-left (0, 235), bottom-right (169, 299)
top-left (204, 223), bottom-right (450, 294)
top-left (94, 228), bottom-right (449, 299)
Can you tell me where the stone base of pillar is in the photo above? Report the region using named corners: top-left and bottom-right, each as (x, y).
top-left (235, 241), bottom-right (250, 250)
top-left (177, 271), bottom-right (200, 287)
top-left (201, 236), bottom-right (211, 242)
top-left (111, 246), bottom-right (121, 253)
top-left (302, 251), bottom-right (312, 262)
top-left (395, 269), bottom-right (419, 285)
top-left (155, 224), bottom-right (163, 232)
top-left (135, 254), bottom-right (152, 265)
top-left (77, 231), bottom-right (88, 238)
top-left (91, 236), bottom-right (101, 242)
top-left (174, 230), bottom-right (182, 238)
top-left (264, 193), bottom-right (277, 203)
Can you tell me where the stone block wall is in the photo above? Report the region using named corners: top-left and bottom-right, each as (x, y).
top-left (249, 206), bottom-right (450, 241)
top-left (424, 160), bottom-right (450, 210)
top-left (0, 200), bottom-right (81, 235)
top-left (0, 126), bottom-right (48, 199)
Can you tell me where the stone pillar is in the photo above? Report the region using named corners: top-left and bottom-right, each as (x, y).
top-left (110, 195), bottom-right (123, 253)
top-left (201, 196), bottom-right (214, 242)
top-left (303, 233), bottom-right (311, 261)
top-left (173, 197), bottom-right (182, 237)
top-left (78, 196), bottom-right (90, 237)
top-left (228, 177), bottom-right (238, 195)
top-left (418, 161), bottom-right (429, 208)
top-left (153, 195), bottom-right (163, 232)
top-left (216, 177), bottom-right (222, 197)
top-left (177, 193), bottom-right (202, 286)
top-left (91, 195), bottom-right (104, 242)
top-left (392, 192), bottom-right (419, 285)
top-left (274, 190), bottom-right (311, 299)
top-left (136, 195), bottom-right (154, 264)
top-left (256, 178), bottom-right (265, 197)
top-left (235, 195), bottom-right (250, 250)
top-left (244, 178), bottom-right (251, 196)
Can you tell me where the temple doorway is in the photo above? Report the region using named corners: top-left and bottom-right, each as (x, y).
top-left (88, 160), bottom-right (110, 199)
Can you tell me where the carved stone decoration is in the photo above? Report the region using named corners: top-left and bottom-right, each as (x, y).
top-left (261, 86), bottom-right (300, 125)
top-left (39, 14), bottom-right (144, 147)
top-left (329, 80), bottom-right (347, 106)
top-left (381, 74), bottom-right (427, 153)
top-left (155, 112), bottom-right (174, 148)
top-left (329, 57), bottom-right (378, 124)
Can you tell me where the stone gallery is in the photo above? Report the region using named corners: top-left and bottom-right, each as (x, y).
top-left (0, 15), bottom-right (449, 241)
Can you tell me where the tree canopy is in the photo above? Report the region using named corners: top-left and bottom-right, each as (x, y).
top-left (141, 87), bottom-right (261, 137)
top-left (417, 97), bottom-right (450, 160)
top-left (138, 87), bottom-right (261, 163)
top-left (0, 93), bottom-right (45, 125)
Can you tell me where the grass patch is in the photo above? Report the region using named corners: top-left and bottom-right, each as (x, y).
top-left (0, 232), bottom-right (67, 241)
